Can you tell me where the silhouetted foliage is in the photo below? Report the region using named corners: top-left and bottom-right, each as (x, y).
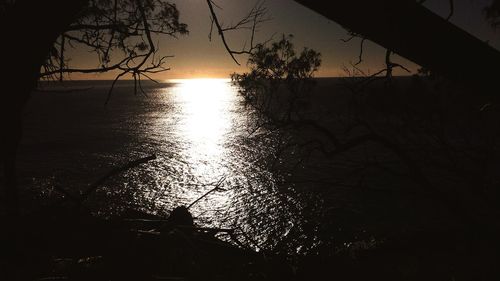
top-left (231, 21), bottom-right (500, 276)
top-left (232, 35), bottom-right (321, 123)
top-left (42, 0), bottom-right (188, 99)
top-left (0, 0), bottom-right (188, 212)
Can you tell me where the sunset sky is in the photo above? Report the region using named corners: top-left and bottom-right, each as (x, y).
top-left (68, 0), bottom-right (500, 80)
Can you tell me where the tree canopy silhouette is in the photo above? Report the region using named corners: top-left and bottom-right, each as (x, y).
top-left (232, 35), bottom-right (321, 124)
top-left (292, 0), bottom-right (500, 95)
top-left (0, 0), bottom-right (187, 212)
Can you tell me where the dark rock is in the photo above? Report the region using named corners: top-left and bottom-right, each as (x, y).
top-left (167, 206), bottom-right (194, 227)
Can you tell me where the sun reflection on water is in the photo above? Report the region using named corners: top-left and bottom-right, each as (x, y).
top-left (135, 78), bottom-right (295, 247)
top-left (171, 78), bottom-right (233, 183)
top-left (24, 78), bottom-right (304, 250)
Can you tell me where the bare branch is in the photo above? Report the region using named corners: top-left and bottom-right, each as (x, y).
top-left (39, 0), bottom-right (188, 104)
top-left (447, 0), bottom-right (454, 20)
top-left (206, 0), bottom-right (269, 65)
top-left (355, 38), bottom-right (366, 65)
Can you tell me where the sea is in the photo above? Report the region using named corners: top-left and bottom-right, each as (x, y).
top-left (18, 79), bottom-right (306, 251)
top-left (17, 77), bottom-right (456, 253)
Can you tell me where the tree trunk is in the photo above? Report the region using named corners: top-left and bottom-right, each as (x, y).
top-left (0, 0), bottom-right (87, 214)
top-left (1, 90), bottom-right (28, 215)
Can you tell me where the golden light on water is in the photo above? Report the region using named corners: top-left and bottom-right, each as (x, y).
top-left (153, 78), bottom-right (281, 226)
top-left (171, 78), bottom-right (234, 183)
top-left (139, 78), bottom-right (284, 240)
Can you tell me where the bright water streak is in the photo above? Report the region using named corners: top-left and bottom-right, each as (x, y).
top-left (20, 79), bottom-right (299, 248)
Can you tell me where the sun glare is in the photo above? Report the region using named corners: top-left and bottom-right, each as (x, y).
top-left (171, 78), bottom-right (234, 182)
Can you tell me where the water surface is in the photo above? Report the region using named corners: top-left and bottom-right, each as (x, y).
top-left (19, 79), bottom-right (300, 249)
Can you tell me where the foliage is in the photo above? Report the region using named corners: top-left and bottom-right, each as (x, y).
top-left (231, 35), bottom-right (321, 120)
top-left (232, 27), bottom-right (500, 258)
top-left (40, 0), bottom-right (188, 93)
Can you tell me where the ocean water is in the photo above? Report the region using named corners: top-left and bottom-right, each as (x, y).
top-left (18, 79), bottom-right (302, 249)
top-left (17, 77), bottom-right (461, 252)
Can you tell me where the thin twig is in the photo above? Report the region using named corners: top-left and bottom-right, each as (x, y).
top-left (188, 176), bottom-right (226, 209)
top-left (80, 155), bottom-right (157, 202)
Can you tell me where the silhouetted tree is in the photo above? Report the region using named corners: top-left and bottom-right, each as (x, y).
top-left (0, 0), bottom-right (187, 213)
top-left (232, 27), bottom-right (500, 250)
top-left (231, 35), bottom-right (320, 124)
top-left (293, 0), bottom-right (500, 96)
top-left (208, 1), bottom-right (500, 277)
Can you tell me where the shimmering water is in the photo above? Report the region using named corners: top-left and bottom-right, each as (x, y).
top-left (17, 77), bottom-right (455, 253)
top-left (19, 79), bottom-right (302, 249)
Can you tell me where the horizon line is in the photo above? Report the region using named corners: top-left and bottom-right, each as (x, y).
top-left (40, 74), bottom-right (417, 83)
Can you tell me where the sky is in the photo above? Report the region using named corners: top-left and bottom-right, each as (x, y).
top-left (68, 0), bottom-right (500, 80)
